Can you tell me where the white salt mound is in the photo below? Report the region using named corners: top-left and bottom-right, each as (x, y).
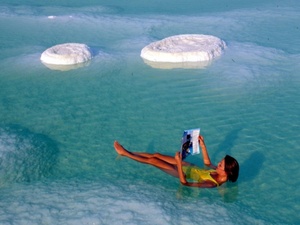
top-left (142, 59), bottom-right (211, 70)
top-left (141, 34), bottom-right (226, 63)
top-left (40, 43), bottom-right (92, 65)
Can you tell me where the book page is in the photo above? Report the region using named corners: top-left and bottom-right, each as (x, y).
top-left (181, 128), bottom-right (200, 159)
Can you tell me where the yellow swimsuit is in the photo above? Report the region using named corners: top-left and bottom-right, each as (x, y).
top-left (182, 166), bottom-right (219, 186)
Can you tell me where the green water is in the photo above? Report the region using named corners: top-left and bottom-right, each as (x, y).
top-left (0, 1), bottom-right (299, 224)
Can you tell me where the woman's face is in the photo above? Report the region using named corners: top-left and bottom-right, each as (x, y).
top-left (217, 159), bottom-right (225, 172)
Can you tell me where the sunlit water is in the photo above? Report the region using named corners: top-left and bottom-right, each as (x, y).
top-left (0, 1), bottom-right (299, 224)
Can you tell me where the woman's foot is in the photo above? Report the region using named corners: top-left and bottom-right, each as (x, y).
top-left (114, 141), bottom-right (128, 156)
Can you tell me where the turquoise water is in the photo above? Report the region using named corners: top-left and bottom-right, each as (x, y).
top-left (0, 1), bottom-right (299, 224)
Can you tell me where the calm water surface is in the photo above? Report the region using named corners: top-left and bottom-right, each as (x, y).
top-left (0, 1), bottom-right (299, 224)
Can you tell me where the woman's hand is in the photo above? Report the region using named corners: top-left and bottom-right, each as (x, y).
top-left (198, 135), bottom-right (204, 144)
top-left (175, 151), bottom-right (182, 162)
top-left (198, 135), bottom-right (212, 166)
top-left (198, 135), bottom-right (206, 149)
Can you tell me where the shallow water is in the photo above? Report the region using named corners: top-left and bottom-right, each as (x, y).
top-left (0, 1), bottom-right (299, 224)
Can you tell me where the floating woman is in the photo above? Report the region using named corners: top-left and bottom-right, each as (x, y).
top-left (114, 135), bottom-right (239, 188)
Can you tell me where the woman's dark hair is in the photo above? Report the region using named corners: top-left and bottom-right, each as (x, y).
top-left (224, 155), bottom-right (239, 182)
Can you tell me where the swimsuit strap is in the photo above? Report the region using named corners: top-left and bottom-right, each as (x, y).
top-left (205, 169), bottom-right (220, 186)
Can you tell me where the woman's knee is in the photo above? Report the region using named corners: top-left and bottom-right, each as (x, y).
top-left (153, 153), bottom-right (163, 158)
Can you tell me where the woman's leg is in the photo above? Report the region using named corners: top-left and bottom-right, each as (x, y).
top-left (132, 152), bottom-right (178, 165)
top-left (114, 141), bottom-right (178, 172)
top-left (133, 151), bottom-right (191, 166)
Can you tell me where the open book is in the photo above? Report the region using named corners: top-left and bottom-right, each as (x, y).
top-left (180, 128), bottom-right (200, 159)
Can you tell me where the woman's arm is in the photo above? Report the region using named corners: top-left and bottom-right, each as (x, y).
top-left (175, 152), bottom-right (217, 188)
top-left (175, 152), bottom-right (187, 184)
top-left (199, 135), bottom-right (216, 169)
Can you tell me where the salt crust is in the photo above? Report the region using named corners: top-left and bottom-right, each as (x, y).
top-left (0, 126), bottom-right (58, 185)
top-left (0, 180), bottom-right (265, 225)
top-left (40, 43), bottom-right (92, 65)
top-left (141, 34), bottom-right (226, 63)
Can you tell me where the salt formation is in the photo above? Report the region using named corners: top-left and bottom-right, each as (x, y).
top-left (142, 59), bottom-right (212, 70)
top-left (141, 34), bottom-right (226, 63)
top-left (41, 61), bottom-right (90, 71)
top-left (40, 43), bottom-right (92, 65)
top-left (0, 125), bottom-right (58, 185)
